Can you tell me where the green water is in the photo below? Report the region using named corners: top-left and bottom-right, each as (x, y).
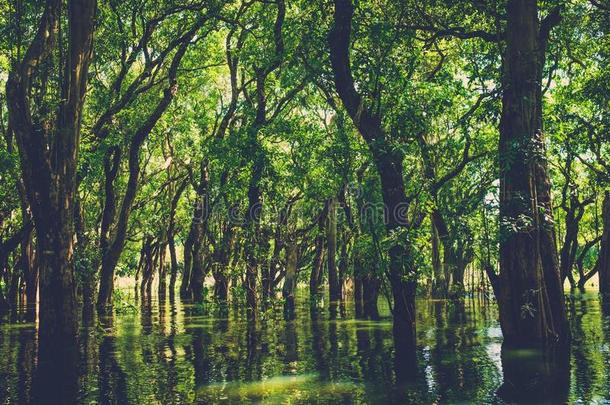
top-left (0, 293), bottom-right (609, 404)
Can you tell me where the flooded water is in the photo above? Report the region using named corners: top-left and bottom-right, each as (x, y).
top-left (1, 292), bottom-right (609, 404)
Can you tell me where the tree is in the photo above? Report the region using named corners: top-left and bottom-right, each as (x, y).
top-left (328, 0), bottom-right (418, 369)
top-left (6, 0), bottom-right (96, 401)
top-left (493, 1), bottom-right (569, 348)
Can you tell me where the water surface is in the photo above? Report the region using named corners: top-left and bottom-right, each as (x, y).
top-left (1, 292), bottom-right (609, 404)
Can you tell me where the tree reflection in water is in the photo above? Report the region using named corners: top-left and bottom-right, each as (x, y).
top-left (0, 292), bottom-right (609, 403)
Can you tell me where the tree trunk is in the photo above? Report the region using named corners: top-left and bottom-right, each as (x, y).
top-left (329, 0), bottom-right (417, 375)
top-left (338, 228), bottom-right (348, 302)
top-left (362, 274), bottom-right (381, 320)
top-left (21, 231), bottom-right (37, 320)
top-left (244, 140), bottom-right (264, 319)
top-left (559, 196), bottom-right (585, 287)
top-left (430, 220), bottom-right (446, 298)
top-left (96, 146), bottom-right (120, 313)
top-left (266, 203), bottom-right (290, 304)
top-left (354, 275), bottom-right (364, 318)
top-left (309, 204), bottom-right (327, 298)
top-left (6, 0), bottom-right (96, 402)
top-left (598, 192), bottom-right (610, 295)
top-left (213, 220), bottom-right (235, 303)
top-left (328, 197), bottom-right (340, 304)
top-left (213, 270), bottom-right (230, 303)
top-left (181, 229), bottom-right (195, 298)
top-left (496, 0), bottom-right (568, 347)
top-left (189, 161), bottom-right (210, 302)
top-left (17, 187), bottom-right (37, 319)
top-left (158, 241), bottom-right (167, 301)
top-left (168, 233), bottom-right (179, 300)
top-left (282, 242), bottom-right (298, 320)
top-left (140, 237), bottom-right (156, 300)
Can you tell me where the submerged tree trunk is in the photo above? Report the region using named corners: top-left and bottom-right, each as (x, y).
top-left (140, 237), bottom-right (156, 300)
top-left (497, 344), bottom-right (570, 403)
top-left (430, 220), bottom-right (447, 298)
top-left (189, 161), bottom-right (211, 303)
top-left (96, 146), bottom-right (121, 313)
top-left (496, 0), bottom-right (568, 347)
top-left (158, 240), bottom-right (168, 301)
top-left (338, 228), bottom-right (348, 301)
top-left (328, 197), bottom-right (341, 305)
top-left (329, 7), bottom-right (417, 381)
top-left (362, 274), bottom-right (381, 320)
top-left (309, 204), bottom-right (327, 298)
top-left (181, 228), bottom-right (195, 298)
top-left (21, 229), bottom-right (37, 319)
top-left (0, 223), bottom-right (33, 313)
top-left (6, 0), bottom-right (96, 402)
top-left (213, 223), bottom-right (234, 303)
top-left (329, 0), bottom-right (417, 375)
top-left (244, 137), bottom-right (264, 318)
top-left (575, 236), bottom-right (601, 289)
top-left (598, 192), bottom-right (610, 295)
top-left (266, 198), bottom-right (295, 304)
top-left (282, 242), bottom-right (298, 320)
top-left (168, 233), bottom-right (179, 300)
top-left (354, 275), bottom-right (364, 318)
top-left (17, 184), bottom-right (37, 318)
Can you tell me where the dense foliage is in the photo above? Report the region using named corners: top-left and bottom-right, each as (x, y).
top-left (0, 2), bottom-right (609, 401)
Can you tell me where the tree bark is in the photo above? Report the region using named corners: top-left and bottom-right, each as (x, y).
top-left (96, 146), bottom-right (120, 313)
top-left (598, 191), bottom-right (610, 295)
top-left (496, 0), bottom-right (568, 348)
top-left (168, 179), bottom-right (187, 300)
top-left (282, 241), bottom-right (298, 320)
top-left (430, 220), bottom-right (447, 297)
top-left (328, 197), bottom-right (340, 305)
top-left (158, 240), bottom-right (168, 301)
top-left (181, 226), bottom-right (195, 298)
top-left (362, 274), bottom-right (381, 320)
top-left (0, 222), bottom-right (33, 312)
top-left (354, 275), bottom-right (364, 318)
top-left (244, 136), bottom-right (264, 318)
top-left (189, 161), bottom-right (211, 302)
top-left (140, 236), bottom-right (156, 300)
top-left (309, 204), bottom-right (328, 298)
top-left (338, 228), bottom-right (348, 302)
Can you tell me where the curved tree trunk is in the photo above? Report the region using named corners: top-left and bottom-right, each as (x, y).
top-left (329, 0), bottom-right (417, 377)
top-left (96, 37), bottom-right (193, 314)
